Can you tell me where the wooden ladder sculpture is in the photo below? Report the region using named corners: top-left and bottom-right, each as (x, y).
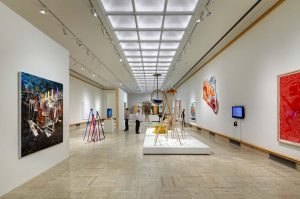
top-left (151, 87), bottom-right (182, 145)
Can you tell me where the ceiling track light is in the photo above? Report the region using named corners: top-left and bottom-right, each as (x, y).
top-left (203, 5), bottom-right (211, 17)
top-left (76, 39), bottom-right (82, 47)
top-left (39, 8), bottom-right (47, 15)
top-left (62, 26), bottom-right (68, 36)
top-left (90, 8), bottom-right (98, 18)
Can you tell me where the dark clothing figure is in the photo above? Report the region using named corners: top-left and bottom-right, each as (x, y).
top-left (125, 119), bottom-right (129, 131)
top-left (181, 109), bottom-right (186, 127)
top-left (135, 120), bottom-right (140, 134)
top-left (124, 109), bottom-right (129, 131)
top-left (135, 110), bottom-right (141, 134)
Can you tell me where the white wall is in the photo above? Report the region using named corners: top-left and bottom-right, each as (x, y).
top-left (118, 88), bottom-right (128, 130)
top-left (0, 3), bottom-right (69, 196)
top-left (102, 90), bottom-right (116, 118)
top-left (177, 0), bottom-right (300, 160)
top-left (69, 76), bottom-right (103, 124)
top-left (128, 93), bottom-right (151, 112)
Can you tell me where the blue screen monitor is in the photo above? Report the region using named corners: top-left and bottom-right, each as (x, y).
top-left (107, 108), bottom-right (112, 118)
top-left (232, 106), bottom-right (245, 119)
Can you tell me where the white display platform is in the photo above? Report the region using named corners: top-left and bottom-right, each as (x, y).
top-left (143, 128), bottom-right (211, 155)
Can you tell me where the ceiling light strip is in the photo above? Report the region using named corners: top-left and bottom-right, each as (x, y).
top-left (131, 0), bottom-right (147, 90)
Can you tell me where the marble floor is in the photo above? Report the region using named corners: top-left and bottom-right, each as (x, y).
top-left (2, 125), bottom-right (300, 199)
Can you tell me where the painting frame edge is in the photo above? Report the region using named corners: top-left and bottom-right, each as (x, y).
top-left (18, 72), bottom-right (22, 158)
top-left (277, 69), bottom-right (300, 147)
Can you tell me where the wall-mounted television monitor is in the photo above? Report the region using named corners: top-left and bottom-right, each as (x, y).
top-left (107, 108), bottom-right (112, 118)
top-left (232, 106), bottom-right (245, 119)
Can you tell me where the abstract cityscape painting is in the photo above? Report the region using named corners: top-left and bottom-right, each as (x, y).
top-left (203, 76), bottom-right (218, 114)
top-left (278, 70), bottom-right (300, 147)
top-left (19, 72), bottom-right (63, 157)
top-left (190, 102), bottom-right (196, 121)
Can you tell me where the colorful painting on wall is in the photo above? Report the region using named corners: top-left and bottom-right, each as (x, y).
top-left (19, 72), bottom-right (63, 157)
top-left (278, 70), bottom-right (300, 147)
top-left (190, 102), bottom-right (196, 121)
top-left (203, 76), bottom-right (218, 114)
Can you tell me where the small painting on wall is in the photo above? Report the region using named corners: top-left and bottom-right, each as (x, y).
top-left (278, 70), bottom-right (300, 147)
top-left (190, 102), bottom-right (196, 121)
top-left (19, 72), bottom-right (63, 157)
top-left (203, 76), bottom-right (218, 114)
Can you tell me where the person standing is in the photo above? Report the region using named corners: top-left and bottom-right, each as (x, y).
top-left (135, 109), bottom-right (141, 134)
top-left (123, 108), bottom-right (129, 131)
top-left (181, 109), bottom-right (185, 127)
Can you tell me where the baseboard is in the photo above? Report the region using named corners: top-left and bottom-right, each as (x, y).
top-left (187, 123), bottom-right (300, 169)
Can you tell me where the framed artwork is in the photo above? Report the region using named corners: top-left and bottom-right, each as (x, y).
top-left (190, 102), bottom-right (196, 121)
top-left (203, 76), bottom-right (218, 114)
top-left (19, 72), bottom-right (63, 157)
top-left (278, 70), bottom-right (300, 147)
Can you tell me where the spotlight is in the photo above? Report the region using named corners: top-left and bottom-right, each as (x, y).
top-left (81, 66), bottom-right (85, 70)
top-left (90, 9), bottom-right (97, 18)
top-left (204, 6), bottom-right (211, 17)
top-left (92, 73), bottom-right (96, 77)
top-left (102, 27), bottom-right (107, 36)
top-left (119, 58), bottom-right (123, 62)
top-left (62, 26), bottom-right (68, 35)
top-left (196, 14), bottom-right (204, 23)
top-left (39, 9), bottom-right (46, 15)
top-left (76, 39), bottom-right (82, 47)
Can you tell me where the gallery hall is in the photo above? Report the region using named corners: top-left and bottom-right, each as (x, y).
top-left (0, 0), bottom-right (300, 198)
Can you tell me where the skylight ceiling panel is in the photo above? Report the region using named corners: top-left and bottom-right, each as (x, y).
top-left (142, 51), bottom-right (158, 56)
top-left (157, 71), bottom-right (168, 74)
top-left (166, 0), bottom-right (198, 12)
top-left (115, 31), bottom-right (138, 41)
top-left (120, 42), bottom-right (139, 50)
top-left (137, 16), bottom-right (163, 29)
top-left (162, 31), bottom-right (185, 41)
top-left (134, 0), bottom-right (165, 12)
top-left (143, 57), bottom-right (157, 62)
top-left (134, 74), bottom-right (145, 76)
top-left (159, 51), bottom-right (176, 56)
top-left (139, 31), bottom-right (161, 41)
top-left (100, 0), bottom-right (133, 12)
top-left (158, 63), bottom-right (171, 66)
top-left (158, 57), bottom-right (173, 62)
top-left (129, 62), bottom-right (143, 66)
top-left (160, 42), bottom-right (180, 49)
top-left (157, 66), bottom-right (169, 70)
top-left (127, 57), bottom-right (142, 62)
top-left (108, 15), bottom-right (136, 29)
top-left (164, 15), bottom-right (192, 29)
top-left (140, 42), bottom-right (160, 50)
top-left (143, 63), bottom-right (157, 66)
top-left (143, 67), bottom-right (156, 70)
top-left (131, 67), bottom-right (143, 70)
top-left (132, 71), bottom-right (144, 74)
top-left (124, 51), bottom-right (141, 56)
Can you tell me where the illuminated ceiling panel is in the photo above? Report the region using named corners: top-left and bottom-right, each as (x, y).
top-left (99, 0), bottom-right (199, 92)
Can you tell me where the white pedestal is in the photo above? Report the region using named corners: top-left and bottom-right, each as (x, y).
top-left (104, 119), bottom-right (114, 132)
top-left (143, 128), bottom-right (211, 155)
